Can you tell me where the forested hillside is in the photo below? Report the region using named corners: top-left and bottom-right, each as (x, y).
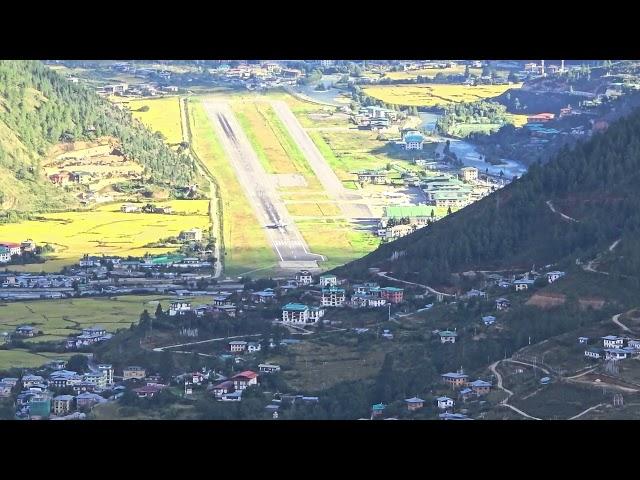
top-left (336, 106), bottom-right (640, 287)
top-left (0, 60), bottom-right (197, 214)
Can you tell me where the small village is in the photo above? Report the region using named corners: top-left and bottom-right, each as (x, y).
top-left (0, 248), bottom-right (574, 419)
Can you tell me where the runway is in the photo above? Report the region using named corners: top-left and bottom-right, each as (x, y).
top-left (201, 100), bottom-right (323, 269)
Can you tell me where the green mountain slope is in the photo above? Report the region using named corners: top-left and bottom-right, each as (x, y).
top-left (0, 60), bottom-right (197, 214)
top-left (336, 106), bottom-right (640, 287)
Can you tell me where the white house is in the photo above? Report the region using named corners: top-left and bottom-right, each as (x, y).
top-left (319, 274), bottom-right (338, 287)
top-left (514, 279), bottom-right (535, 291)
top-left (436, 396), bottom-right (455, 410)
top-left (402, 131), bottom-right (425, 150)
top-left (584, 348), bottom-right (603, 360)
top-left (229, 341), bottom-right (248, 353)
top-left (282, 303), bottom-right (310, 324)
top-left (602, 335), bottom-right (624, 349)
top-left (247, 342), bottom-right (261, 353)
top-left (169, 300), bottom-right (192, 316)
top-left (439, 330), bottom-right (457, 344)
top-left (482, 315), bottom-right (496, 326)
top-left (546, 271), bottom-right (566, 283)
top-left (295, 270), bottom-right (313, 286)
top-left (258, 364), bottom-right (281, 374)
top-left (308, 306), bottom-right (325, 323)
top-left (321, 287), bottom-right (346, 307)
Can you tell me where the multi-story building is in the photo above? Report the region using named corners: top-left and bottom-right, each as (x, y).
top-left (460, 166), bottom-right (478, 182)
top-left (380, 287), bottom-right (404, 304)
top-left (282, 303), bottom-right (310, 323)
top-left (319, 275), bottom-right (338, 287)
top-left (97, 364), bottom-right (114, 387)
top-left (232, 371), bottom-right (258, 391)
top-left (321, 287), bottom-right (346, 307)
top-left (52, 395), bottom-right (74, 416)
top-left (123, 366), bottom-right (146, 381)
top-left (169, 300), bottom-right (192, 316)
top-left (295, 270), bottom-right (313, 286)
top-left (179, 228), bottom-right (203, 242)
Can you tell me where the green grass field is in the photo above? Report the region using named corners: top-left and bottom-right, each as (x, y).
top-left (296, 219), bottom-right (380, 270)
top-left (128, 97), bottom-right (184, 145)
top-left (188, 97), bottom-right (278, 277)
top-left (0, 349), bottom-right (75, 372)
top-left (0, 200), bottom-right (210, 272)
top-left (363, 83), bottom-right (522, 107)
top-left (0, 294), bottom-right (213, 342)
top-left (230, 100), bottom-right (322, 189)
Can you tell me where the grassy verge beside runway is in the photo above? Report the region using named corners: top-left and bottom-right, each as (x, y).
top-left (296, 218), bottom-right (380, 271)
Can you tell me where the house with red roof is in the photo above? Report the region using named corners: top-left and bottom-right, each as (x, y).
top-left (133, 384), bottom-right (165, 398)
top-left (232, 371), bottom-right (258, 391)
top-left (0, 242), bottom-right (22, 256)
top-left (526, 113), bottom-right (555, 123)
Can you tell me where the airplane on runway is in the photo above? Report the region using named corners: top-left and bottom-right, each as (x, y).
top-left (265, 221), bottom-right (288, 230)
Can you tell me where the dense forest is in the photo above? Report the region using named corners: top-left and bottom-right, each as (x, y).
top-left (0, 60), bottom-right (197, 213)
top-left (336, 105), bottom-right (640, 287)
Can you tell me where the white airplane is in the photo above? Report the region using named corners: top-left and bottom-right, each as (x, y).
top-left (266, 221), bottom-right (288, 229)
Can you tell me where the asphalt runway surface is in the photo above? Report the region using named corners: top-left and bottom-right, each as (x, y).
top-left (202, 100), bottom-right (323, 266)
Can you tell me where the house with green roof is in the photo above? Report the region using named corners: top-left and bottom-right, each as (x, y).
top-left (439, 330), bottom-right (458, 344)
top-left (384, 205), bottom-right (436, 226)
top-left (282, 303), bottom-right (311, 324)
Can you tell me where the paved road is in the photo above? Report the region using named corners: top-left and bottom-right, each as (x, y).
top-left (569, 403), bottom-right (605, 420)
top-left (202, 100), bottom-right (323, 268)
top-left (270, 100), bottom-right (373, 221)
top-left (612, 312), bottom-right (632, 332)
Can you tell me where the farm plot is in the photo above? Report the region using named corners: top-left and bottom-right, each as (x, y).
top-left (128, 97), bottom-right (184, 145)
top-left (363, 83), bottom-right (522, 107)
top-left (0, 200), bottom-right (210, 272)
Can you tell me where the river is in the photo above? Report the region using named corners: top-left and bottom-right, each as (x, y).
top-left (290, 74), bottom-right (351, 106)
top-left (419, 112), bottom-right (528, 178)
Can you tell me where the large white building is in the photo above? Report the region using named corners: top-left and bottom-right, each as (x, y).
top-left (321, 287), bottom-right (346, 307)
top-left (460, 166), bottom-right (478, 182)
top-left (282, 303), bottom-right (310, 324)
top-left (169, 300), bottom-right (192, 316)
top-left (295, 270), bottom-right (313, 286)
top-left (402, 131), bottom-right (425, 150)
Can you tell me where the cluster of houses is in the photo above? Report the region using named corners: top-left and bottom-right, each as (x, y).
top-left (352, 106), bottom-right (404, 131)
top-left (120, 203), bottom-right (173, 214)
top-left (4, 360), bottom-right (195, 420)
top-left (583, 335), bottom-right (640, 361)
top-left (368, 371), bottom-right (491, 420)
top-left (0, 240), bottom-right (36, 263)
top-left (48, 171), bottom-right (94, 187)
top-left (65, 326), bottom-right (113, 350)
top-left (278, 272), bottom-right (405, 325)
top-left (4, 361), bottom-right (115, 420)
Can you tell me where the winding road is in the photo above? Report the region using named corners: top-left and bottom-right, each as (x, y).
top-left (376, 271), bottom-right (454, 299)
top-left (489, 360), bottom-right (541, 420)
top-left (546, 200), bottom-right (579, 223)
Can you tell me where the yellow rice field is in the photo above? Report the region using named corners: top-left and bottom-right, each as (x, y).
top-left (363, 83), bottom-right (522, 107)
top-left (0, 200), bottom-right (210, 272)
